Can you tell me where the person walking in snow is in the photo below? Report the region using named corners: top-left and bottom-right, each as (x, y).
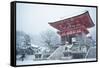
top-left (20, 53), bottom-right (26, 61)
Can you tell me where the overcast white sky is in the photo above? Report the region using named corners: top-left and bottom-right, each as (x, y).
top-left (16, 3), bottom-right (96, 40)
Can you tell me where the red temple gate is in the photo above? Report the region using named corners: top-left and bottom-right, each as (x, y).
top-left (49, 11), bottom-right (94, 44)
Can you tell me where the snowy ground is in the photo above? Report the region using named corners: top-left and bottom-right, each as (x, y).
top-left (16, 46), bottom-right (96, 65)
top-left (16, 57), bottom-right (96, 65)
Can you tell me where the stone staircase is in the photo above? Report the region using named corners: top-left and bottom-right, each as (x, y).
top-left (47, 46), bottom-right (65, 60)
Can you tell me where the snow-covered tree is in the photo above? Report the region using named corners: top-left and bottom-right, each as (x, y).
top-left (40, 30), bottom-right (60, 49)
top-left (16, 31), bottom-right (36, 55)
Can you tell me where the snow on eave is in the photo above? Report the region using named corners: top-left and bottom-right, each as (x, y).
top-left (31, 44), bottom-right (39, 48)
